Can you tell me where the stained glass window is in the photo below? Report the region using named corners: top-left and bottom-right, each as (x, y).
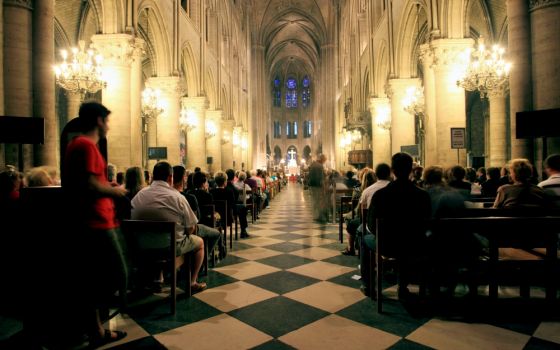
top-left (286, 78), bottom-right (297, 108)
top-left (304, 120), bottom-right (312, 138)
top-left (273, 76), bottom-right (281, 107)
top-left (302, 76), bottom-right (311, 108)
top-left (274, 121), bottom-right (281, 138)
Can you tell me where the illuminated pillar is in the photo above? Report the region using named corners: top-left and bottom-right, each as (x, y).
top-left (419, 44), bottom-right (438, 167)
top-left (205, 110), bottom-right (223, 173)
top-left (233, 126), bottom-right (242, 169)
top-left (431, 38), bottom-right (473, 166)
top-left (182, 96), bottom-right (208, 169)
top-left (130, 38), bottom-right (145, 168)
top-left (388, 78), bottom-right (420, 155)
top-left (488, 90), bottom-right (508, 167)
top-left (146, 76), bottom-right (183, 166)
top-left (370, 97), bottom-right (391, 165)
top-left (221, 119), bottom-right (235, 170)
top-left (92, 34), bottom-right (133, 169)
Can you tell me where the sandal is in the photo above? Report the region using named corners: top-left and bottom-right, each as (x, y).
top-left (89, 329), bottom-right (127, 348)
top-left (341, 249), bottom-right (356, 256)
top-left (190, 282), bottom-right (207, 294)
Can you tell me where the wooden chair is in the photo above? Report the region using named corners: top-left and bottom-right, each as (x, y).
top-left (120, 219), bottom-right (190, 315)
top-left (338, 196), bottom-right (353, 243)
top-left (214, 200), bottom-right (233, 250)
top-left (200, 204), bottom-right (217, 269)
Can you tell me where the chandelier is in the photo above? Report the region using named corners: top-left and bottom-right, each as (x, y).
top-left (457, 39), bottom-right (512, 98)
top-left (241, 132), bottom-right (248, 150)
top-left (205, 120), bottom-right (217, 139)
top-left (179, 108), bottom-right (197, 131)
top-left (221, 131), bottom-right (230, 145)
top-left (54, 40), bottom-right (106, 97)
top-left (375, 105), bottom-right (391, 131)
top-left (232, 128), bottom-right (241, 146)
top-left (402, 86), bottom-right (425, 116)
top-left (141, 88), bottom-right (165, 120)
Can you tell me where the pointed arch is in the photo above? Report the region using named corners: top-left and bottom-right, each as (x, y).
top-left (100, 0), bottom-right (126, 34)
top-left (375, 40), bottom-right (389, 97)
top-left (205, 69), bottom-right (217, 110)
top-left (180, 42), bottom-right (200, 97)
top-left (137, 0), bottom-right (173, 76)
top-left (395, 0), bottom-right (429, 78)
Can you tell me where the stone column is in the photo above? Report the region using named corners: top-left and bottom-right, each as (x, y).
top-left (320, 43), bottom-right (337, 167)
top-left (370, 97), bottom-right (392, 165)
top-left (130, 39), bottom-right (145, 168)
top-left (242, 130), bottom-right (249, 171)
top-left (205, 110), bottom-right (223, 173)
top-left (182, 96), bottom-right (208, 170)
top-left (233, 126), bottom-right (242, 169)
top-left (488, 90), bottom-right (508, 167)
top-left (66, 92), bottom-right (82, 120)
top-left (507, 0), bottom-right (533, 159)
top-left (3, 0), bottom-right (33, 169)
top-left (32, 0), bottom-right (56, 167)
top-left (387, 78), bottom-right (420, 156)
top-left (221, 119), bottom-right (235, 170)
top-left (91, 34), bottom-right (134, 170)
top-left (431, 38), bottom-right (473, 167)
top-left (146, 76), bottom-right (183, 166)
top-left (419, 44), bottom-right (438, 167)
top-left (530, 0), bottom-right (560, 154)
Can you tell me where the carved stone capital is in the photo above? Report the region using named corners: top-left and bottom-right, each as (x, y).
top-left (146, 76), bottom-right (185, 97)
top-left (3, 0), bottom-right (32, 10)
top-left (131, 38), bottom-right (146, 61)
top-left (419, 43), bottom-right (434, 67)
top-left (530, 0), bottom-right (560, 11)
top-left (206, 110), bottom-right (224, 122)
top-left (430, 38), bottom-right (474, 69)
top-left (91, 34), bottom-right (136, 67)
top-left (181, 96), bottom-right (209, 111)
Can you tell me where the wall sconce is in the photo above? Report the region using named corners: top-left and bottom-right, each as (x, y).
top-left (179, 108), bottom-right (197, 131)
top-left (205, 119), bottom-right (217, 139)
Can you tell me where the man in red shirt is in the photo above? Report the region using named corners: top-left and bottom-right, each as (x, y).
top-left (63, 102), bottom-right (128, 347)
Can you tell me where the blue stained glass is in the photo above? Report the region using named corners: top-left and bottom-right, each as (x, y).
top-left (274, 78), bottom-right (280, 87)
top-left (287, 78), bottom-right (297, 89)
top-left (303, 76), bottom-right (310, 87)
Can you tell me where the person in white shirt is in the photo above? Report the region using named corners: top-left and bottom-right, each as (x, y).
top-left (131, 161), bottom-right (206, 292)
top-left (538, 154), bottom-right (560, 207)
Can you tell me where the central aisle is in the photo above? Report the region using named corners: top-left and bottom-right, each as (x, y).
top-left (104, 183), bottom-right (558, 349)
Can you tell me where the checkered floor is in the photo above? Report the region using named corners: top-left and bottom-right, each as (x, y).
top-left (4, 184), bottom-right (558, 349)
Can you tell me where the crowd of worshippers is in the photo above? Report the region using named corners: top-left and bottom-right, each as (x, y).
top-left (336, 153), bottom-right (560, 297)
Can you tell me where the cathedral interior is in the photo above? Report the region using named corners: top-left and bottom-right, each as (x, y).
top-left (1, 0), bottom-right (560, 349)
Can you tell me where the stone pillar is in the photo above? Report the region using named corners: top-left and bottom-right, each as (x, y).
top-left (182, 96), bottom-right (208, 170)
top-left (66, 92), bottom-right (82, 120)
top-left (233, 126), bottom-right (242, 169)
top-left (431, 38), bottom-right (473, 167)
top-left (205, 110), bottom-right (223, 173)
top-left (221, 119), bottom-right (235, 170)
top-left (488, 91), bottom-right (508, 167)
top-left (91, 34), bottom-right (134, 170)
top-left (32, 0), bottom-right (56, 167)
top-left (242, 130), bottom-right (249, 171)
top-left (3, 0), bottom-right (33, 169)
top-left (320, 43), bottom-right (337, 167)
top-left (250, 44), bottom-right (266, 168)
top-left (507, 0), bottom-right (533, 159)
top-left (419, 44), bottom-right (438, 167)
top-left (370, 97), bottom-right (392, 165)
top-left (388, 78), bottom-right (420, 156)
top-left (130, 39), bottom-right (145, 168)
top-left (530, 0), bottom-right (560, 154)
top-left (146, 76), bottom-right (182, 167)
top-left (0, 0), bottom-right (4, 168)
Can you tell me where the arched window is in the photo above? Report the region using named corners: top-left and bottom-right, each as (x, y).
top-left (273, 121), bottom-right (281, 138)
top-left (272, 76), bottom-right (281, 107)
top-left (285, 78), bottom-right (297, 108)
top-left (304, 120), bottom-right (312, 138)
top-left (287, 121), bottom-right (298, 139)
top-left (302, 76), bottom-right (311, 108)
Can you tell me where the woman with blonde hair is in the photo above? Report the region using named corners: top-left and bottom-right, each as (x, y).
top-left (493, 159), bottom-right (547, 208)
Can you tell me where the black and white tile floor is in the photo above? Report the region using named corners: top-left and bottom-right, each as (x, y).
top-left (2, 183), bottom-right (559, 349)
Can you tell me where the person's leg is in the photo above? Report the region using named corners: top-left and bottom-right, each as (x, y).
top-left (197, 224), bottom-right (221, 251)
top-left (190, 244), bottom-right (204, 285)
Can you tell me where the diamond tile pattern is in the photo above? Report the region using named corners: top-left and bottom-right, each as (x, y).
top-left (4, 184), bottom-right (554, 349)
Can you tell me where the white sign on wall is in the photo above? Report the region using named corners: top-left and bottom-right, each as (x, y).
top-left (450, 128), bottom-right (466, 149)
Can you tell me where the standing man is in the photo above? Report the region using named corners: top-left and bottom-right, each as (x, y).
top-left (62, 102), bottom-right (128, 347)
top-left (308, 154), bottom-right (327, 223)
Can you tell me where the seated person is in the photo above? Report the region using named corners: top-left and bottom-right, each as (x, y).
top-left (210, 171), bottom-right (236, 231)
top-left (538, 154), bottom-right (560, 207)
top-left (447, 165), bottom-right (472, 196)
top-left (131, 161), bottom-right (206, 292)
top-left (493, 159), bottom-right (548, 208)
top-left (481, 167), bottom-right (501, 198)
top-left (364, 153), bottom-right (431, 298)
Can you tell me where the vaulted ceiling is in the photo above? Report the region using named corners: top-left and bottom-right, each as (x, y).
top-left (250, 0), bottom-right (332, 79)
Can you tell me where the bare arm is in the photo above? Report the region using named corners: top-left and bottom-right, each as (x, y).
top-left (87, 174), bottom-right (127, 198)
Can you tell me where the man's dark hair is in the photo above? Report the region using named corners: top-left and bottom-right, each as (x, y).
top-left (193, 171), bottom-right (207, 188)
top-left (226, 169), bottom-right (235, 181)
top-left (194, 167), bottom-right (201, 173)
top-left (450, 165), bottom-right (466, 181)
top-left (214, 172), bottom-right (227, 187)
top-left (346, 171), bottom-right (354, 179)
top-left (375, 163), bottom-right (391, 180)
top-left (153, 162), bottom-right (172, 181)
top-left (144, 170), bottom-right (150, 183)
top-left (487, 167), bottom-right (500, 180)
top-left (78, 101), bottom-right (111, 132)
top-left (545, 154), bottom-right (560, 172)
top-left (173, 165), bottom-right (186, 185)
top-left (391, 153), bottom-right (413, 179)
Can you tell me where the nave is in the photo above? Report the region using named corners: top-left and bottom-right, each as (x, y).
top-left (64, 184), bottom-right (560, 350)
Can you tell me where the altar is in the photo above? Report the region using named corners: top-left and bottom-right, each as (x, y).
top-left (286, 149), bottom-right (300, 176)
